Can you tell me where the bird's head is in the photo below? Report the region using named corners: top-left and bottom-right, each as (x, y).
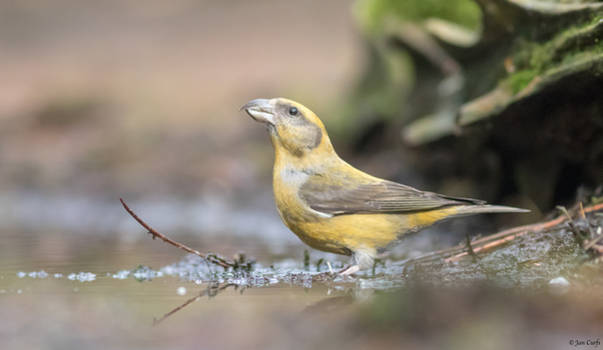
top-left (242, 98), bottom-right (333, 158)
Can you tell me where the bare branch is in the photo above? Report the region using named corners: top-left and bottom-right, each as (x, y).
top-left (411, 202), bottom-right (603, 264)
top-left (120, 198), bottom-right (235, 269)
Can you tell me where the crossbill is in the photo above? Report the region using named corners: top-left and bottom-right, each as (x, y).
top-left (242, 98), bottom-right (528, 275)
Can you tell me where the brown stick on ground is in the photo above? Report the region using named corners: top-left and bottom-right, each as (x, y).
top-left (444, 202), bottom-right (603, 262)
top-left (120, 198), bottom-right (235, 269)
top-left (409, 202), bottom-right (603, 264)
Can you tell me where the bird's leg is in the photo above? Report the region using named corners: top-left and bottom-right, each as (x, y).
top-left (338, 264), bottom-right (360, 276)
top-left (337, 249), bottom-right (375, 276)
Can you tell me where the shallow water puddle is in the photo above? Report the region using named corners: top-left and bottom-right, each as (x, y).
top-left (2, 222), bottom-right (602, 349)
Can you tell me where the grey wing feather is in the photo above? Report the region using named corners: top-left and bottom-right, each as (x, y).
top-left (300, 178), bottom-right (485, 215)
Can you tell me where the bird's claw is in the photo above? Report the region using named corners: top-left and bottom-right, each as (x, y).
top-left (338, 264), bottom-right (360, 276)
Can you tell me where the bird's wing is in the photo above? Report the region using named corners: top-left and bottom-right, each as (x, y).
top-left (299, 174), bottom-right (485, 216)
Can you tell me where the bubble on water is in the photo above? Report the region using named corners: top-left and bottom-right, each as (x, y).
top-left (159, 255), bottom-right (217, 281)
top-left (67, 272), bottom-right (96, 282)
top-left (17, 289), bottom-right (22, 294)
top-left (54, 273), bottom-right (63, 278)
top-left (177, 286), bottom-right (187, 296)
top-left (112, 270), bottom-right (130, 280)
top-left (161, 265), bottom-right (176, 275)
top-left (227, 277), bottom-right (250, 286)
top-left (131, 266), bottom-right (162, 281)
top-left (549, 276), bottom-right (570, 294)
top-left (251, 275), bottom-right (266, 287)
top-left (27, 270), bottom-right (49, 279)
top-left (549, 276), bottom-right (570, 286)
top-left (17, 272), bottom-right (26, 278)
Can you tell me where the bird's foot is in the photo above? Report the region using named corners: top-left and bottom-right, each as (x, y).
top-left (338, 264), bottom-right (360, 276)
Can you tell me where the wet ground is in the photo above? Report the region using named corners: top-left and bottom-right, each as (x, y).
top-left (0, 222), bottom-right (332, 349)
top-left (2, 195), bottom-right (602, 349)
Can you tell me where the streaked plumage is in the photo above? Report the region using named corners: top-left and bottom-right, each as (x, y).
top-left (242, 97), bottom-right (528, 274)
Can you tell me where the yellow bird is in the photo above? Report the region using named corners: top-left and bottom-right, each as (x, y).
top-left (242, 98), bottom-right (528, 275)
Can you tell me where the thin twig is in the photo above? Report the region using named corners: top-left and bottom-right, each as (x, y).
top-left (579, 202), bottom-right (587, 219)
top-left (412, 202), bottom-right (603, 264)
top-left (584, 233), bottom-right (603, 251)
top-left (591, 245), bottom-right (603, 254)
top-left (445, 233), bottom-right (519, 263)
top-left (120, 198), bottom-right (234, 269)
top-left (556, 205), bottom-right (573, 221)
top-left (465, 234), bottom-right (477, 260)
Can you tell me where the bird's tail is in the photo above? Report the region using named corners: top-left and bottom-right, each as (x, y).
top-left (453, 204), bottom-right (530, 217)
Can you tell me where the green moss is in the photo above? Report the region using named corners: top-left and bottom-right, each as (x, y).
top-left (528, 45), bottom-right (550, 73)
top-left (502, 14), bottom-right (603, 94)
top-left (559, 44), bottom-right (603, 68)
top-left (504, 70), bottom-right (538, 94)
top-left (354, 0), bottom-right (482, 35)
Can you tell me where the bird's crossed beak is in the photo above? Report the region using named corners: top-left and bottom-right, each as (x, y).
top-left (241, 98), bottom-right (275, 125)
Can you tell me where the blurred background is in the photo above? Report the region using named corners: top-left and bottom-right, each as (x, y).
top-left (0, 0), bottom-right (390, 277)
top-left (1, 0), bottom-right (602, 349)
top-left (0, 0), bottom-right (361, 243)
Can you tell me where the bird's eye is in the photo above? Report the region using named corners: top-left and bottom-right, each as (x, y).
top-left (288, 106), bottom-right (298, 116)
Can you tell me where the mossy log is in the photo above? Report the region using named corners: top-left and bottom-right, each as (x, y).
top-left (350, 0), bottom-right (603, 211)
